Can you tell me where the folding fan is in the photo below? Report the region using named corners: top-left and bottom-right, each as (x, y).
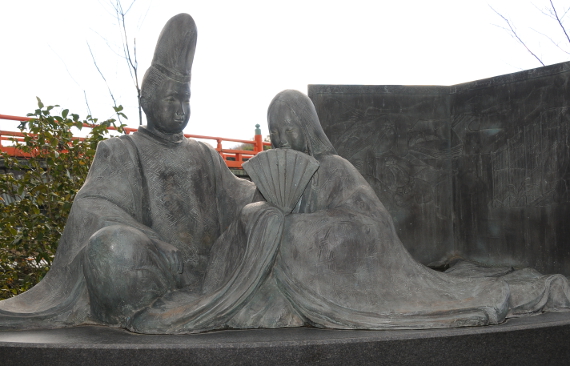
top-left (243, 148), bottom-right (319, 214)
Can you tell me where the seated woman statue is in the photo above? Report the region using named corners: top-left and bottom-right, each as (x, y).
top-left (195, 90), bottom-right (570, 332)
top-left (129, 90), bottom-right (570, 333)
top-left (249, 89), bottom-right (570, 329)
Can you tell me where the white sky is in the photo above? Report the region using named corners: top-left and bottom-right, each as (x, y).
top-left (1, 0), bottom-right (569, 142)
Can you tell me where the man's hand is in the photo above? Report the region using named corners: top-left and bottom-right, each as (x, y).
top-left (153, 240), bottom-right (183, 274)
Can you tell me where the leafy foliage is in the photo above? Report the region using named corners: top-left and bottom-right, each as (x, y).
top-left (0, 98), bottom-right (126, 299)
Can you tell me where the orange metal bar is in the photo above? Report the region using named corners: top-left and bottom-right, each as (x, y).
top-left (0, 114), bottom-right (30, 122)
top-left (0, 131), bottom-right (26, 138)
top-left (1, 114), bottom-right (270, 169)
top-left (254, 135), bottom-right (263, 153)
top-left (253, 124), bottom-right (263, 153)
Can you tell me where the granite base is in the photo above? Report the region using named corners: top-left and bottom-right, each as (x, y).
top-left (1, 311), bottom-right (570, 365)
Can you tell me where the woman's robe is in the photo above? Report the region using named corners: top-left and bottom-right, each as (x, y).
top-left (221, 89), bottom-right (570, 331)
top-left (275, 155), bottom-right (511, 329)
top-left (226, 153), bottom-right (570, 330)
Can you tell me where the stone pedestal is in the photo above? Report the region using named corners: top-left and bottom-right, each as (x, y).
top-left (1, 312), bottom-right (570, 365)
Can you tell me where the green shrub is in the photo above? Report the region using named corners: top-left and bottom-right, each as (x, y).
top-left (0, 98), bottom-right (126, 299)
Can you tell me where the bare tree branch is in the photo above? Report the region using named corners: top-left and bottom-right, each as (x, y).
top-left (89, 28), bottom-right (124, 59)
top-left (96, 0), bottom-right (117, 20)
top-left (84, 90), bottom-right (92, 118)
top-left (490, 5), bottom-right (545, 66)
top-left (48, 45), bottom-right (83, 89)
top-left (549, 0), bottom-right (570, 46)
top-left (112, 0), bottom-right (142, 125)
top-left (133, 38), bottom-right (142, 125)
top-left (123, 0), bottom-right (136, 15)
top-left (534, 1), bottom-right (569, 20)
top-left (139, 1), bottom-right (151, 30)
top-left (47, 45), bottom-right (95, 119)
top-left (117, 2), bottom-right (138, 80)
top-left (530, 27), bottom-right (570, 55)
top-left (87, 42), bottom-right (123, 124)
top-left (533, 2), bottom-right (555, 19)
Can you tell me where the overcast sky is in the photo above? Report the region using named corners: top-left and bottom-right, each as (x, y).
top-left (1, 0), bottom-right (569, 142)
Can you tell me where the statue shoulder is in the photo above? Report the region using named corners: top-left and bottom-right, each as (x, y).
top-left (91, 135), bottom-right (137, 163)
top-left (191, 139), bottom-right (223, 159)
top-left (319, 154), bottom-right (369, 186)
top-left (192, 139), bottom-right (216, 151)
top-left (319, 154), bottom-right (353, 171)
top-left (96, 135), bottom-right (132, 150)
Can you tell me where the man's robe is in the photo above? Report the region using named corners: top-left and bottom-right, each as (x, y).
top-left (0, 127), bottom-right (256, 328)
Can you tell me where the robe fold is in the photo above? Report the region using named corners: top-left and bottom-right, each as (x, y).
top-left (128, 201), bottom-right (285, 334)
top-left (226, 153), bottom-right (570, 330)
top-left (274, 155), bottom-right (512, 329)
top-left (214, 89), bottom-right (570, 331)
top-left (0, 127), bottom-right (256, 329)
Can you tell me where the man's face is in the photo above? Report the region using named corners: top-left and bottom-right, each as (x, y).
top-left (149, 79), bottom-right (191, 134)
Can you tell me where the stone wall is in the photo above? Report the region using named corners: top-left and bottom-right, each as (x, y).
top-left (309, 61), bottom-right (570, 274)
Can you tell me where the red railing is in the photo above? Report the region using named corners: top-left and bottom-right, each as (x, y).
top-left (0, 114), bottom-right (270, 169)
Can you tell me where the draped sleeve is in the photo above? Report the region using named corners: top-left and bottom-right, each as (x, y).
top-left (274, 154), bottom-right (512, 330)
top-left (0, 135), bottom-right (156, 327)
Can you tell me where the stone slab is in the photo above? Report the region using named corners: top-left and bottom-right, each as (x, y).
top-left (1, 312), bottom-right (570, 365)
top-left (309, 61), bottom-right (570, 275)
top-left (308, 84), bottom-right (453, 265)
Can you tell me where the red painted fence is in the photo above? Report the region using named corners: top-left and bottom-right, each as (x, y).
top-left (0, 114), bottom-right (270, 169)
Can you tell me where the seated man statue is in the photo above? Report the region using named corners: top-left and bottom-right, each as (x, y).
top-left (0, 13), bottom-right (284, 332)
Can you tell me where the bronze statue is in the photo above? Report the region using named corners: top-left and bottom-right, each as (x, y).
top-left (1, 14), bottom-right (569, 334)
top-left (0, 13), bottom-right (280, 332)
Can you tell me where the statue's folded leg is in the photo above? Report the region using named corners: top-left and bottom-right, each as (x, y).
top-left (128, 202), bottom-right (285, 334)
top-left (83, 225), bottom-right (178, 326)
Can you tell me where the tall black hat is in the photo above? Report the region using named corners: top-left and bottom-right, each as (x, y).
top-left (147, 13), bottom-right (197, 83)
